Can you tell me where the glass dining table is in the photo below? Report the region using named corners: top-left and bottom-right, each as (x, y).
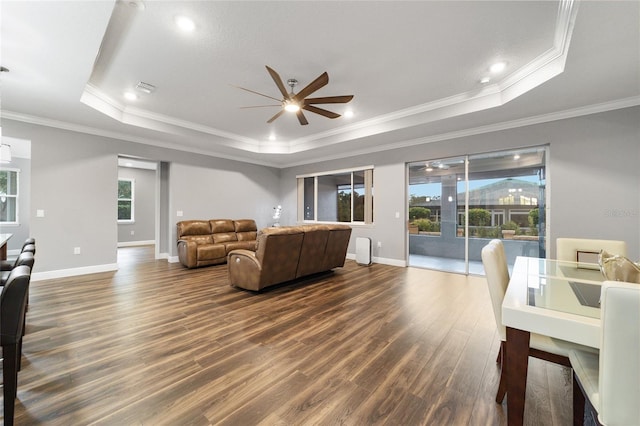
top-left (502, 256), bottom-right (604, 425)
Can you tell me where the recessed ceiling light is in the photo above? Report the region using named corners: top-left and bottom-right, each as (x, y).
top-left (175, 15), bottom-right (195, 32)
top-left (513, 154), bottom-right (521, 160)
top-left (268, 133), bottom-right (276, 141)
top-left (344, 110), bottom-right (354, 118)
top-left (124, 92), bottom-right (138, 101)
top-left (480, 76), bottom-right (491, 84)
top-left (490, 62), bottom-right (507, 74)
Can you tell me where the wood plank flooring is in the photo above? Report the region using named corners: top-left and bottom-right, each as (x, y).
top-left (3, 246), bottom-right (573, 425)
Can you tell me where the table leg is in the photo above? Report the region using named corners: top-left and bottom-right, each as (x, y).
top-left (506, 326), bottom-right (530, 426)
top-left (0, 242), bottom-right (6, 260)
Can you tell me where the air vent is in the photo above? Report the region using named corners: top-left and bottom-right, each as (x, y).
top-left (135, 81), bottom-right (156, 94)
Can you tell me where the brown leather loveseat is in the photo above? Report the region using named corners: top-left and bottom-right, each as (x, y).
top-left (227, 224), bottom-right (352, 291)
top-left (177, 219), bottom-right (257, 268)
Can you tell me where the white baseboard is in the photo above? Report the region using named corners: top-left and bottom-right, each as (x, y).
top-left (31, 263), bottom-right (119, 281)
top-left (117, 240), bottom-right (155, 247)
top-left (167, 255), bottom-right (180, 263)
top-left (346, 253), bottom-right (406, 267)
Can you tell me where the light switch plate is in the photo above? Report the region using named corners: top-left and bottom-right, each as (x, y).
top-left (36, 209), bottom-right (45, 217)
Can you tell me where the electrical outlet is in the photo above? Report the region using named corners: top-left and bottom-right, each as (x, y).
top-left (73, 247), bottom-right (81, 255)
top-left (130, 230), bottom-right (135, 235)
top-left (377, 241), bottom-right (382, 248)
top-left (177, 210), bottom-right (184, 217)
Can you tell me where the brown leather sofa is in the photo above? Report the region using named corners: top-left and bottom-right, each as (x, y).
top-left (177, 219), bottom-right (257, 268)
top-left (227, 224), bottom-right (352, 291)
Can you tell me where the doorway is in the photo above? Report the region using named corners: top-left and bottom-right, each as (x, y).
top-left (407, 146), bottom-right (547, 274)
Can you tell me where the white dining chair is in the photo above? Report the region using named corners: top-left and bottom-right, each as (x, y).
top-left (570, 281), bottom-right (640, 426)
top-left (481, 239), bottom-right (598, 403)
top-left (556, 238), bottom-right (627, 263)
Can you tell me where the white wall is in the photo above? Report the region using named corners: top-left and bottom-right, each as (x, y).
top-left (280, 106), bottom-right (640, 264)
top-left (168, 162), bottom-right (281, 256)
top-left (0, 154), bottom-right (31, 253)
top-left (2, 120), bottom-right (281, 275)
top-left (3, 106), bottom-right (638, 275)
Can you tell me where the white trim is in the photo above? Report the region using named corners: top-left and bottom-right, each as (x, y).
top-left (156, 252), bottom-right (170, 260)
top-left (3, 95), bottom-right (638, 170)
top-left (31, 263), bottom-right (118, 281)
top-left (117, 240), bottom-right (154, 247)
top-left (346, 253), bottom-right (406, 268)
top-left (167, 255), bottom-right (180, 263)
top-left (296, 165), bottom-right (374, 179)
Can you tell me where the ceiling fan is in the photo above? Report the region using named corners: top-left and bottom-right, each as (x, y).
top-left (236, 66), bottom-right (354, 125)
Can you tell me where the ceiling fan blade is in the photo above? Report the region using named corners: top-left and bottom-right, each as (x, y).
top-left (304, 95), bottom-right (354, 105)
top-left (296, 110), bottom-right (309, 125)
top-left (232, 85), bottom-right (281, 102)
top-left (267, 109), bottom-right (285, 123)
top-left (293, 72), bottom-right (329, 102)
top-left (303, 105), bottom-right (340, 119)
top-left (265, 66), bottom-right (290, 100)
top-left (239, 105), bottom-right (281, 109)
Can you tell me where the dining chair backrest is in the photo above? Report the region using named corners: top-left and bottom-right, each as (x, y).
top-left (556, 238), bottom-right (626, 262)
top-left (481, 239), bottom-right (510, 341)
top-left (0, 265), bottom-right (31, 345)
top-left (22, 244), bottom-right (36, 255)
top-left (598, 281), bottom-right (640, 425)
top-left (21, 238), bottom-right (35, 250)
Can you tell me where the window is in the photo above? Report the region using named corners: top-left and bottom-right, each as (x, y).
top-left (297, 167), bottom-right (373, 224)
top-left (117, 178), bottom-right (134, 222)
top-left (0, 169), bottom-right (19, 224)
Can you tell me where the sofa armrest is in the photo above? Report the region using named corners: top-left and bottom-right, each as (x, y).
top-left (177, 239), bottom-right (198, 268)
top-left (228, 249), bottom-right (262, 291)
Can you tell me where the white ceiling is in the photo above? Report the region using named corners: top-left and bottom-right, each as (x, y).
top-left (1, 1), bottom-right (639, 168)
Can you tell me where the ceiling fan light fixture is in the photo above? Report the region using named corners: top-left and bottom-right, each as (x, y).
top-left (284, 101), bottom-right (300, 113)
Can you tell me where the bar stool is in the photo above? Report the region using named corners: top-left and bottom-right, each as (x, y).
top-left (1, 265), bottom-right (32, 426)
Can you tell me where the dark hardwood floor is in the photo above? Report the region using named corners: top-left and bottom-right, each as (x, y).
top-left (3, 246), bottom-right (573, 425)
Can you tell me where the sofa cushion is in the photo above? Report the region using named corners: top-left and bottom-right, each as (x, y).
top-left (177, 220), bottom-right (211, 237)
top-left (237, 231), bottom-right (257, 242)
top-left (213, 232), bottom-right (238, 244)
top-left (234, 219), bottom-right (257, 232)
top-left (181, 234), bottom-right (213, 245)
top-left (211, 219), bottom-right (235, 233)
top-left (197, 244), bottom-right (227, 261)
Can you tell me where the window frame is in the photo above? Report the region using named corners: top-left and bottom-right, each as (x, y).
top-left (0, 168), bottom-right (20, 225)
top-left (297, 165), bottom-right (374, 225)
top-left (117, 178), bottom-right (135, 223)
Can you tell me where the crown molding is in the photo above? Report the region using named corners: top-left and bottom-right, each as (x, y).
top-left (3, 95), bottom-right (637, 170)
top-left (0, 110), bottom-right (278, 168)
top-left (279, 95), bottom-right (640, 168)
top-left (78, 0), bottom-right (580, 156)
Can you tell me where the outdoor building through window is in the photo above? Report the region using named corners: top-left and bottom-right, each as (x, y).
top-left (408, 146), bottom-right (547, 274)
top-left (0, 169), bottom-right (19, 224)
top-left (297, 167), bottom-right (373, 224)
top-left (118, 178), bottom-right (135, 222)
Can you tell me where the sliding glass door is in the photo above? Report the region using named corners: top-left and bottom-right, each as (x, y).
top-left (408, 146), bottom-right (547, 274)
